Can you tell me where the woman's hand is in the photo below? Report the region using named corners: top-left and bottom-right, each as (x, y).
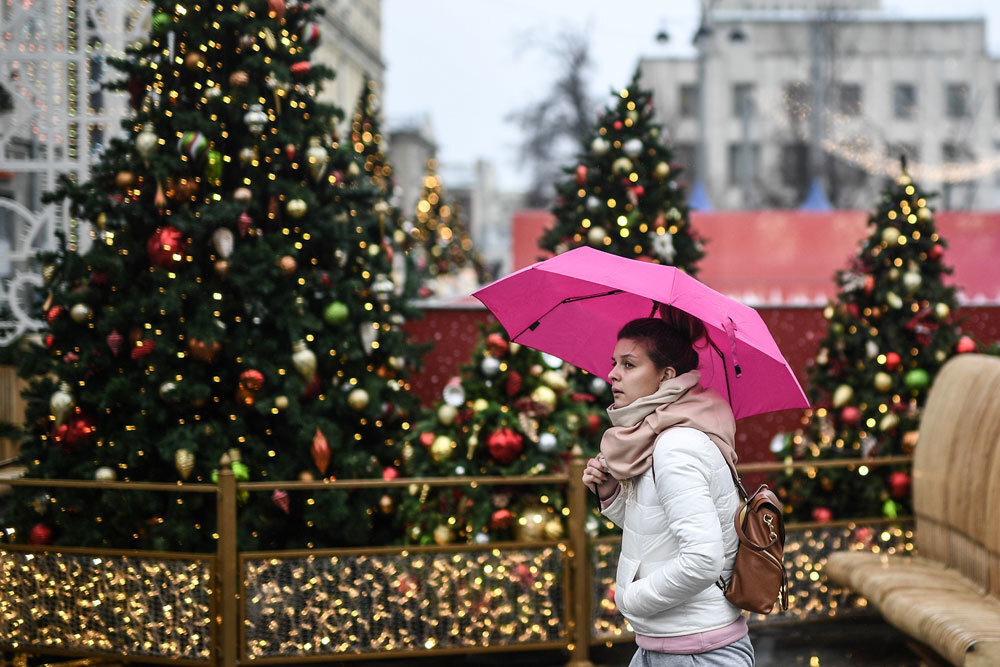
top-left (582, 457), bottom-right (619, 500)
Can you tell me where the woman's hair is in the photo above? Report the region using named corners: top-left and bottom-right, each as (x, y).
top-left (617, 305), bottom-right (705, 375)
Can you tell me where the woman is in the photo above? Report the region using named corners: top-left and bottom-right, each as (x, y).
top-left (582, 310), bottom-right (753, 666)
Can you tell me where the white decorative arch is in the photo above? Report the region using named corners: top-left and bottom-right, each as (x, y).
top-left (0, 0), bottom-right (150, 345)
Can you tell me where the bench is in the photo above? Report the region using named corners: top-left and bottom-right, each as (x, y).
top-left (826, 354), bottom-right (1000, 666)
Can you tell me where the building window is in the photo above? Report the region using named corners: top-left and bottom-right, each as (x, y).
top-left (946, 83), bottom-right (970, 118)
top-left (838, 83), bottom-right (862, 116)
top-left (728, 143), bottom-right (761, 186)
top-left (0, 84), bottom-right (12, 112)
top-left (886, 142), bottom-right (919, 165)
top-left (893, 83), bottom-right (916, 119)
top-left (679, 84), bottom-right (697, 118)
top-left (942, 141), bottom-right (973, 164)
top-left (783, 81), bottom-right (811, 120)
top-left (780, 142), bottom-right (810, 190)
top-left (732, 83), bottom-right (755, 118)
top-left (996, 84), bottom-right (1000, 118)
top-left (673, 143), bottom-right (696, 177)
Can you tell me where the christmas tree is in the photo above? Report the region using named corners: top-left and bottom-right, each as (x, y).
top-left (395, 326), bottom-right (611, 545)
top-left (539, 70), bottom-right (704, 271)
top-left (3, 0), bottom-right (422, 551)
top-left (407, 159), bottom-right (488, 298)
top-left (774, 162), bottom-right (978, 522)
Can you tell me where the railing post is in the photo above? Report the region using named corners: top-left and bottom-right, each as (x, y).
top-left (565, 446), bottom-right (595, 667)
top-left (216, 454), bottom-right (239, 667)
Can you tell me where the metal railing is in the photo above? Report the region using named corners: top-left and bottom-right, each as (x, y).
top-left (0, 452), bottom-right (913, 666)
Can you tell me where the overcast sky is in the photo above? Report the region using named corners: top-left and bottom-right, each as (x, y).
top-left (383, 0), bottom-right (1000, 194)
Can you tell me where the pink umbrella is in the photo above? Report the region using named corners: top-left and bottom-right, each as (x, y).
top-left (473, 246), bottom-right (808, 420)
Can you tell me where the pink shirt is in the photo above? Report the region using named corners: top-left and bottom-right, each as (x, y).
top-left (599, 483), bottom-right (748, 655)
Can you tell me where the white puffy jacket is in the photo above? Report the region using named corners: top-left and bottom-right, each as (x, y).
top-left (602, 426), bottom-right (743, 637)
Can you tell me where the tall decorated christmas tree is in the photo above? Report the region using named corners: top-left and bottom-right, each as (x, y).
top-left (4, 0), bottom-right (422, 551)
top-left (774, 163), bottom-right (977, 522)
top-left (407, 159), bottom-right (488, 298)
top-left (395, 327), bottom-right (610, 545)
top-left (539, 70), bottom-right (704, 271)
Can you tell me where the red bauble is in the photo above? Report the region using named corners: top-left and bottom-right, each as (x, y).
top-left (585, 413), bottom-right (603, 433)
top-left (147, 226), bottom-right (188, 269)
top-left (613, 120), bottom-right (623, 130)
top-left (811, 507), bottom-right (833, 523)
top-left (889, 471), bottom-right (912, 499)
top-left (575, 164), bottom-right (587, 185)
top-left (290, 61), bottom-right (311, 78)
top-left (311, 427), bottom-right (330, 475)
top-left (632, 184), bottom-right (645, 198)
top-left (840, 406), bottom-right (862, 426)
top-left (419, 432), bottom-right (435, 447)
top-left (66, 413), bottom-right (96, 445)
top-left (382, 466), bottom-right (399, 481)
top-left (956, 336), bottom-right (977, 354)
top-left (300, 373), bottom-right (321, 401)
top-left (46, 305), bottom-right (64, 325)
top-left (29, 523), bottom-right (53, 545)
top-left (505, 370), bottom-right (523, 397)
top-left (267, 0), bottom-right (285, 19)
top-left (846, 303), bottom-right (859, 318)
top-left (485, 333), bottom-right (509, 358)
top-left (489, 508), bottom-right (514, 531)
top-left (130, 339), bottom-right (156, 360)
top-left (44, 334), bottom-right (54, 349)
top-left (238, 212), bottom-right (253, 237)
top-left (486, 428), bottom-right (524, 464)
top-left (239, 369), bottom-right (265, 391)
top-left (927, 244), bottom-right (944, 261)
top-left (885, 352), bottom-right (902, 371)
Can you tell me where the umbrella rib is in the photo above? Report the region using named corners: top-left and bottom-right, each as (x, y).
top-left (513, 289), bottom-right (624, 340)
top-left (706, 336), bottom-right (733, 406)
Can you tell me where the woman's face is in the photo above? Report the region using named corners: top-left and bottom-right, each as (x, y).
top-left (608, 337), bottom-right (675, 408)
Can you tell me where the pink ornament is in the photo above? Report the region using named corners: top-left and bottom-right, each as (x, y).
top-left (382, 466), bottom-right (399, 481)
top-left (811, 507), bottom-right (833, 523)
top-left (29, 523), bottom-right (53, 545)
top-left (290, 61), bottom-right (311, 78)
top-left (840, 406), bottom-right (861, 426)
top-left (238, 212), bottom-right (253, 237)
top-left (889, 471), bottom-right (911, 499)
top-left (271, 489), bottom-right (290, 514)
top-left (956, 336), bottom-right (977, 354)
top-left (575, 165), bottom-right (587, 185)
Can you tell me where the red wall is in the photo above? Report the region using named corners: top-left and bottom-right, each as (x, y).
top-left (405, 305), bottom-right (1000, 464)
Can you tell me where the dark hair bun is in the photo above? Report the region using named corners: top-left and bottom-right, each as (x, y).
top-left (617, 307), bottom-right (702, 375)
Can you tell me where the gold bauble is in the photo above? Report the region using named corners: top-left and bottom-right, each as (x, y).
top-left (401, 443), bottom-right (415, 463)
top-left (873, 372), bottom-right (893, 392)
top-left (897, 174), bottom-right (911, 186)
top-left (347, 388), bottom-right (370, 411)
top-left (214, 260), bottom-right (229, 277)
top-left (653, 161), bottom-right (670, 179)
top-left (530, 386), bottom-right (558, 411)
top-left (379, 494), bottom-right (395, 514)
top-left (286, 198), bottom-right (308, 219)
top-left (229, 70), bottom-right (250, 88)
top-left (543, 518), bottom-right (564, 540)
top-left (174, 448), bottom-right (195, 480)
top-left (515, 507), bottom-right (547, 542)
top-left (298, 470), bottom-right (315, 481)
top-left (115, 171), bottom-right (136, 189)
top-left (832, 384), bottom-right (853, 408)
top-left (473, 398), bottom-right (489, 413)
top-left (879, 413), bottom-right (900, 432)
top-left (902, 430), bottom-right (920, 454)
top-left (437, 404), bottom-right (458, 425)
top-left (540, 370), bottom-right (568, 392)
top-left (432, 524), bottom-right (453, 545)
top-left (278, 255), bottom-right (297, 274)
top-left (430, 435), bottom-right (453, 462)
top-left (184, 51), bottom-right (204, 69)
top-left (274, 395), bottom-right (289, 410)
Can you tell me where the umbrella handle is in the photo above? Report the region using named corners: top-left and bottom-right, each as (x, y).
top-left (725, 317), bottom-right (743, 377)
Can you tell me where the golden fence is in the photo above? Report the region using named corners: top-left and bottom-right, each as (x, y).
top-left (0, 455), bottom-right (914, 666)
top-left (0, 367), bottom-right (25, 463)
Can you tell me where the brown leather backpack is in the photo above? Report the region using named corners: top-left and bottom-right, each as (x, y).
top-left (717, 462), bottom-right (789, 614)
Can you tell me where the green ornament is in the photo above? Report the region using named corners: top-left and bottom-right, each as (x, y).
top-left (904, 368), bottom-right (930, 390)
top-left (205, 149), bottom-right (223, 187)
top-left (231, 460), bottom-right (250, 482)
top-left (882, 499), bottom-right (898, 519)
top-left (152, 11), bottom-right (171, 35)
top-left (323, 301), bottom-right (349, 325)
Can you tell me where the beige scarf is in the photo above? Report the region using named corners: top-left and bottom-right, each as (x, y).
top-left (600, 371), bottom-right (738, 481)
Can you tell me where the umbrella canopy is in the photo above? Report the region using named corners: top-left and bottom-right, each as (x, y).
top-left (473, 246), bottom-right (808, 420)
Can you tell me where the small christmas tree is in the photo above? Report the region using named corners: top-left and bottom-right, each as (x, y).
top-left (350, 78), bottom-right (393, 194)
top-left (395, 326), bottom-right (611, 545)
top-left (540, 70), bottom-right (704, 272)
top-left (407, 159), bottom-right (488, 297)
top-left (774, 161), bottom-right (978, 522)
top-left (4, 0), bottom-right (422, 551)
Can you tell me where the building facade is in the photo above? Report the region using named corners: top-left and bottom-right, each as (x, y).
top-left (639, 0), bottom-right (1000, 210)
top-left (312, 0), bottom-right (384, 119)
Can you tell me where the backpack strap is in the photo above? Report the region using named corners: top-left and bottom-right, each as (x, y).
top-left (724, 455), bottom-right (749, 501)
